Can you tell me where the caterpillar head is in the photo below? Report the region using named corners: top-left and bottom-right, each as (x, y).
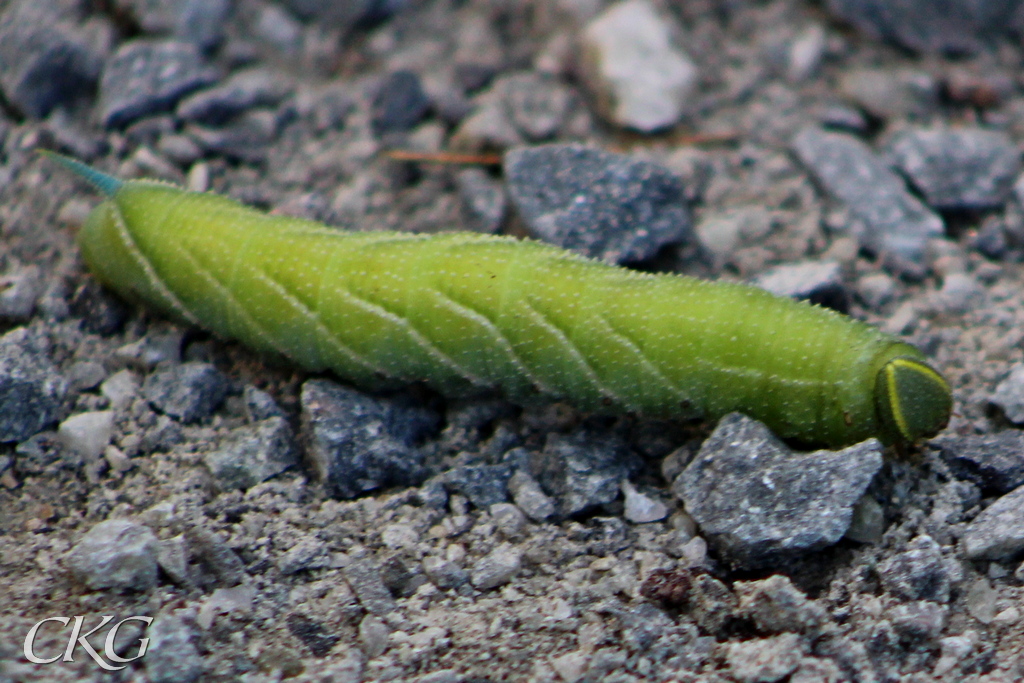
top-left (874, 356), bottom-right (952, 446)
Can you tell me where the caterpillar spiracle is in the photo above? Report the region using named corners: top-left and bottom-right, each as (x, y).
top-left (45, 152), bottom-right (951, 449)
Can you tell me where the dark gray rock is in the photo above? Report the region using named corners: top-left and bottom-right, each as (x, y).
top-left (886, 128), bottom-right (1020, 211)
top-left (934, 431), bottom-right (1024, 494)
top-left (67, 519), bottom-right (159, 591)
top-left (144, 362), bottom-right (229, 422)
top-left (177, 68), bottom-right (293, 125)
top-left (119, 0), bottom-right (231, 52)
top-left (962, 485), bottom-right (1024, 560)
top-left (825, 0), bottom-right (1022, 55)
top-left (792, 127), bottom-right (944, 261)
top-left (280, 0), bottom-right (407, 27)
top-left (188, 109), bottom-right (279, 163)
top-left (879, 535), bottom-right (952, 602)
top-left (300, 379), bottom-right (440, 499)
top-left (674, 413), bottom-right (883, 569)
top-left (98, 39), bottom-right (219, 128)
top-left (533, 428), bottom-right (641, 518)
top-left (145, 612), bottom-right (203, 683)
top-left (505, 143), bottom-right (693, 264)
top-left (0, 328), bottom-right (67, 443)
top-left (443, 465), bottom-right (512, 508)
top-left (753, 261), bottom-right (850, 313)
top-left (990, 364), bottom-right (1024, 424)
top-left (379, 556), bottom-right (425, 597)
top-left (184, 526), bottom-right (246, 587)
top-left (204, 417), bottom-right (298, 490)
top-left (371, 71), bottom-right (430, 136)
top-left (343, 554), bottom-right (397, 616)
top-left (0, 1), bottom-right (106, 119)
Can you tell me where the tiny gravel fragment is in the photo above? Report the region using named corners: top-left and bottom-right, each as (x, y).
top-left (962, 485), bottom-right (1024, 560)
top-left (879, 535), bottom-right (952, 602)
top-left (675, 413), bottom-right (883, 569)
top-left (793, 127), bottom-right (944, 261)
top-left (534, 428), bottom-right (641, 517)
top-left (67, 519), bottom-right (160, 591)
top-left (990, 364), bottom-right (1024, 424)
top-left (423, 555), bottom-right (470, 590)
top-left (343, 554), bottom-right (397, 615)
top-left (470, 543), bottom-right (522, 590)
top-left (734, 575), bottom-right (827, 635)
top-left (204, 416), bottom-right (298, 490)
top-left (725, 632), bottom-right (806, 683)
top-left (886, 127), bottom-right (1020, 211)
top-left (443, 464), bottom-right (512, 508)
top-left (965, 577), bottom-right (998, 624)
top-left (144, 361), bottom-right (229, 422)
top-left (145, 612), bottom-right (204, 683)
top-left (98, 39), bottom-right (219, 128)
top-left (0, 263), bottom-right (42, 321)
top-left (504, 143), bottom-right (693, 264)
top-left (579, 0), bottom-right (697, 132)
top-left (622, 480), bottom-right (670, 523)
top-left (177, 68), bottom-right (293, 125)
top-left (455, 168), bottom-right (506, 233)
top-left (278, 536), bottom-right (330, 575)
top-left (507, 470), bottom-right (555, 522)
top-left (890, 601), bottom-right (948, 643)
top-left (371, 71), bottom-right (430, 136)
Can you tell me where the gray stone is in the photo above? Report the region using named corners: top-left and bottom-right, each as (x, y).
top-left (934, 431), bottom-right (1024, 494)
top-left (144, 362), bottom-right (229, 422)
top-left (443, 465), bottom-right (512, 508)
top-left (753, 261), bottom-right (849, 313)
top-left (793, 127), bottom-right (944, 261)
top-left (579, 0), bottom-right (697, 132)
top-left (58, 410), bottom-right (115, 461)
top-left (886, 128), bottom-right (1020, 211)
top-left (188, 109), bottom-right (280, 163)
top-left (734, 575), bottom-right (827, 635)
top-left (965, 577), bottom-right (998, 624)
top-left (98, 39), bottom-right (219, 128)
top-left (489, 503), bottom-right (527, 536)
top-left (991, 365), bottom-right (1024, 424)
top-left (67, 361), bottom-right (106, 392)
top-left (890, 601), bottom-right (948, 644)
top-left (508, 470), bottom-right (556, 522)
top-left (67, 519), bottom-right (159, 591)
top-left (0, 328), bottom-right (67, 443)
top-left (470, 543), bottom-right (522, 591)
top-left (825, 0), bottom-right (1022, 55)
top-left (930, 273), bottom-right (984, 315)
top-left (0, 1), bottom-right (106, 119)
top-left (278, 536), bottom-right (330, 575)
top-left (725, 633), bottom-right (806, 683)
top-left (838, 67), bottom-right (939, 120)
top-left (622, 481), bottom-right (670, 523)
top-left (422, 555), bottom-right (470, 590)
top-left (0, 263), bottom-right (42, 321)
top-left (177, 68), bottom-right (293, 124)
top-left (371, 71), bottom-right (430, 136)
top-left (358, 614), bottom-right (390, 659)
top-left (534, 428), bottom-right (641, 517)
top-left (675, 413), bottom-right (883, 569)
top-left (184, 526), bottom-right (246, 587)
top-left (962, 485), bottom-right (1024, 560)
top-left (501, 72), bottom-right (575, 141)
top-left (844, 494), bottom-right (885, 544)
top-left (301, 379), bottom-right (440, 499)
top-left (505, 143), bottom-right (693, 264)
top-left (455, 168), bottom-right (506, 233)
top-left (879, 535), bottom-right (952, 602)
top-left (243, 385), bottom-right (285, 421)
top-left (119, 0), bottom-right (231, 51)
top-left (204, 416), bottom-right (298, 490)
top-left (856, 273), bottom-right (897, 311)
top-left (343, 555), bottom-right (397, 616)
top-left (145, 612), bottom-right (203, 683)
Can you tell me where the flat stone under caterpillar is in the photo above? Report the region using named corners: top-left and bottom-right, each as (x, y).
top-left (45, 152), bottom-right (951, 449)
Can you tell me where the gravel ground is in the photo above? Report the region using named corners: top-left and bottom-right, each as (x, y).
top-left (3, 1), bottom-right (1024, 681)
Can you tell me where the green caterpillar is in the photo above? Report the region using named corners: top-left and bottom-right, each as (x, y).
top-left (45, 152), bottom-right (951, 449)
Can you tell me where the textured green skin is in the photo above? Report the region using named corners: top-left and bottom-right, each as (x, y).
top-left (71, 172), bottom-right (944, 448)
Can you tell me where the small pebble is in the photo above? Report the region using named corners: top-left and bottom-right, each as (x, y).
top-left (962, 485), bottom-right (1024, 560)
top-left (145, 612), bottom-right (204, 683)
top-left (144, 362), bottom-right (229, 423)
top-left (507, 470), bottom-right (556, 522)
top-left (67, 518), bottom-right (160, 591)
top-left (991, 364), bottom-right (1024, 424)
top-left (622, 480), bottom-right (669, 523)
top-left (470, 543), bottom-right (522, 591)
top-left (58, 410), bottom-right (115, 461)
